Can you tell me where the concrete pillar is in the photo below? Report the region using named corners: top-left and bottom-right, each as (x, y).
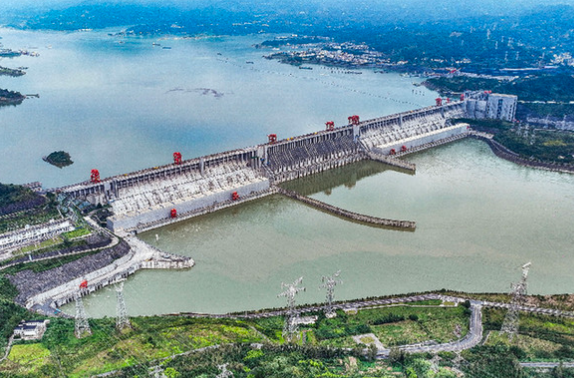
top-left (200, 157), bottom-right (205, 176)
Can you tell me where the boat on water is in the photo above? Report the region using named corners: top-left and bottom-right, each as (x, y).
top-left (298, 66), bottom-right (313, 70)
top-left (162, 46), bottom-right (172, 50)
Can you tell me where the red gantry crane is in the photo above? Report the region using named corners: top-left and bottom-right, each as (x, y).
top-left (90, 169), bottom-right (100, 183)
top-left (347, 115), bottom-right (360, 125)
top-left (173, 152), bottom-right (182, 165)
top-left (325, 121), bottom-right (335, 131)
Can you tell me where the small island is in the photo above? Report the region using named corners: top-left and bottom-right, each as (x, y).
top-left (0, 88), bottom-right (25, 106)
top-left (0, 66), bottom-right (26, 77)
top-left (43, 151), bottom-right (73, 168)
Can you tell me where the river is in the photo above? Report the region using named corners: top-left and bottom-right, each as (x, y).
top-left (1, 28), bottom-right (572, 317)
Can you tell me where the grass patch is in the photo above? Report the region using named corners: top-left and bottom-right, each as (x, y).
top-left (62, 227), bottom-right (90, 239)
top-left (359, 336), bottom-right (374, 344)
top-left (306, 305), bottom-right (470, 348)
top-left (485, 331), bottom-right (563, 360)
top-left (11, 316), bottom-right (267, 378)
top-left (14, 236), bottom-right (63, 255)
top-left (7, 343), bottom-right (52, 374)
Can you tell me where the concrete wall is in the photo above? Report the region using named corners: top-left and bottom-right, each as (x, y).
top-left (371, 124), bottom-right (469, 155)
top-left (486, 94), bottom-right (517, 122)
top-left (107, 180), bottom-right (270, 232)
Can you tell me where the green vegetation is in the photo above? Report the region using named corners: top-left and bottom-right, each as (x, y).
top-left (426, 74), bottom-right (574, 103)
top-left (0, 246), bottom-right (95, 274)
top-left (459, 118), bottom-right (574, 164)
top-left (1, 317), bottom-right (265, 378)
top-left (43, 151), bottom-right (73, 168)
top-left (0, 184), bottom-right (39, 211)
top-left (0, 276), bottom-right (35, 357)
top-left (0, 66), bottom-right (25, 77)
top-left (2, 293), bottom-right (574, 377)
top-left (483, 308), bottom-right (574, 358)
top-left (0, 186), bottom-right (60, 233)
top-left (0, 88), bottom-right (25, 106)
top-left (253, 305), bottom-right (469, 350)
top-left (519, 103), bottom-right (574, 118)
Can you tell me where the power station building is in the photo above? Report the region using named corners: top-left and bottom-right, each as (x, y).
top-left (465, 92), bottom-right (518, 122)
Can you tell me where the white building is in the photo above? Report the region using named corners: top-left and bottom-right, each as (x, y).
top-left (13, 320), bottom-right (50, 340)
top-left (465, 92), bottom-right (518, 122)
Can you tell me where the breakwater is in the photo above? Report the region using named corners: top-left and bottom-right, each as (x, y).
top-left (276, 187), bottom-right (416, 230)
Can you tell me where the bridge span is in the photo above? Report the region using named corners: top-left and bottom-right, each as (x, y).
top-left (56, 101), bottom-right (468, 234)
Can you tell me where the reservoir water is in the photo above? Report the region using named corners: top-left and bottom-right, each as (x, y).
top-left (0, 28), bottom-right (430, 188)
top-left (1, 29), bottom-right (573, 317)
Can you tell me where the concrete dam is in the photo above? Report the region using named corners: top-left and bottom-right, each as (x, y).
top-left (57, 101), bottom-right (467, 234)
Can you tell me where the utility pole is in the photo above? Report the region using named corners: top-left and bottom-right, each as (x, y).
top-left (500, 262), bottom-right (531, 340)
top-left (277, 277), bottom-right (305, 342)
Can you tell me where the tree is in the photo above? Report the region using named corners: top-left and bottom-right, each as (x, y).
top-left (164, 367), bottom-right (181, 378)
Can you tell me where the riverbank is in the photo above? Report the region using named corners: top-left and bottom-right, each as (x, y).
top-left (4, 289), bottom-right (574, 377)
top-left (461, 118), bottom-right (574, 168)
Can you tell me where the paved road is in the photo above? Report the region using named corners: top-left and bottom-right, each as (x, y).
top-left (520, 362), bottom-right (574, 369)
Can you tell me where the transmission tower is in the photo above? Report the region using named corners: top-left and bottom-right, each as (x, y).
top-left (115, 280), bottom-right (130, 331)
top-left (500, 262), bottom-right (531, 340)
top-left (277, 277), bottom-right (305, 342)
top-left (74, 293), bottom-right (92, 338)
top-left (320, 270), bottom-right (342, 317)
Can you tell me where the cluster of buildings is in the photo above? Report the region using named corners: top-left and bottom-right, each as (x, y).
top-left (266, 40), bottom-right (390, 67)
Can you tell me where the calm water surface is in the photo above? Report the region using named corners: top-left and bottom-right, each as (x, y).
top-left (0, 28), bottom-right (430, 188)
top-left (71, 139), bottom-right (574, 317)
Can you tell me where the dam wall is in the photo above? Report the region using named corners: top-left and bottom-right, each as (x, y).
top-left (371, 124), bottom-right (470, 156)
top-left (53, 101), bottom-right (470, 234)
top-left (58, 147), bottom-right (262, 202)
top-left (107, 179), bottom-right (270, 232)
